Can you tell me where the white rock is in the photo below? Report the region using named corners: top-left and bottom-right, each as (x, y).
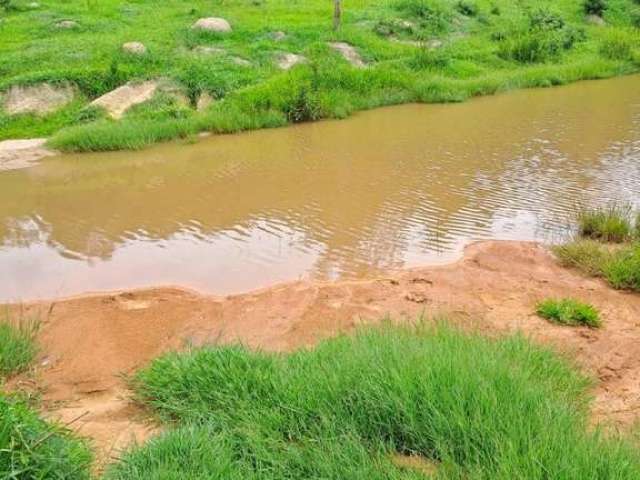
top-left (90, 81), bottom-right (158, 119)
top-left (192, 46), bottom-right (226, 55)
top-left (276, 53), bottom-right (307, 70)
top-left (328, 42), bottom-right (366, 68)
top-left (232, 56), bottom-right (252, 67)
top-left (3, 83), bottom-right (76, 115)
top-left (197, 92), bottom-right (214, 111)
top-left (55, 20), bottom-right (79, 29)
top-left (122, 42), bottom-right (147, 55)
top-left (193, 17), bottom-right (232, 33)
top-left (0, 139), bottom-right (55, 172)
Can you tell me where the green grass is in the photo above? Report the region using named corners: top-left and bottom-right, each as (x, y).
top-left (0, 394), bottom-right (92, 479)
top-left (577, 203), bottom-right (634, 242)
top-left (1, 0), bottom-right (639, 150)
top-left (536, 298), bottom-right (602, 327)
top-left (554, 206), bottom-right (640, 292)
top-left (0, 313), bottom-right (39, 378)
top-left (105, 323), bottom-right (640, 479)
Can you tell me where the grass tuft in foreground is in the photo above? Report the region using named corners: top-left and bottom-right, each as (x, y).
top-left (105, 323), bottom-right (640, 479)
top-left (0, 312), bottom-right (39, 378)
top-left (0, 394), bottom-right (92, 479)
top-left (536, 298), bottom-right (601, 328)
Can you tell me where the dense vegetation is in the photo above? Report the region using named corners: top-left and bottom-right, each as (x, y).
top-left (1, 0), bottom-right (639, 151)
top-left (0, 394), bottom-right (92, 479)
top-left (104, 323), bottom-right (640, 479)
top-left (555, 205), bottom-right (640, 292)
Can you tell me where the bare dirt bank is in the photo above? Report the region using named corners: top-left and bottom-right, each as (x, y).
top-left (7, 241), bottom-right (640, 467)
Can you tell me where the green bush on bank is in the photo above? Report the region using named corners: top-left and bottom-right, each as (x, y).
top-left (105, 323), bottom-right (640, 479)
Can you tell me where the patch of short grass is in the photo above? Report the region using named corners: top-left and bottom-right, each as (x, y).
top-left (0, 312), bottom-right (39, 378)
top-left (105, 323), bottom-right (640, 479)
top-left (605, 243), bottom-right (640, 291)
top-left (0, 394), bottom-right (92, 479)
top-left (577, 204), bottom-right (634, 243)
top-left (536, 298), bottom-right (601, 327)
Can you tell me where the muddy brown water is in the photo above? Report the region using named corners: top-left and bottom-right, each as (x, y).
top-left (1, 75), bottom-right (639, 301)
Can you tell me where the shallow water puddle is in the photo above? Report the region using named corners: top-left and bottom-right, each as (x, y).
top-left (1, 75), bottom-right (639, 301)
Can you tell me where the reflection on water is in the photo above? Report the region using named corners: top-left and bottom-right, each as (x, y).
top-left (1, 75), bottom-right (639, 301)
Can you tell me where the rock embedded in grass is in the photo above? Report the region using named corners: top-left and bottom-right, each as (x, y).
top-left (586, 14), bottom-right (606, 26)
top-left (122, 41), bottom-right (147, 55)
top-left (271, 31), bottom-right (286, 41)
top-left (231, 56), bottom-right (252, 67)
top-left (90, 80), bottom-right (158, 119)
top-left (192, 46), bottom-right (226, 56)
top-left (3, 83), bottom-right (76, 116)
top-left (55, 20), bottom-right (79, 29)
top-left (192, 17), bottom-right (232, 33)
top-left (196, 92), bottom-right (214, 111)
top-left (276, 52), bottom-right (307, 70)
top-left (328, 42), bottom-right (366, 68)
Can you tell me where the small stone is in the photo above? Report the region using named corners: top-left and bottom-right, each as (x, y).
top-left (55, 20), bottom-right (79, 29)
top-left (122, 41), bottom-right (147, 55)
top-left (192, 17), bottom-right (232, 33)
top-left (328, 42), bottom-right (366, 68)
top-left (27, 2), bottom-right (39, 8)
top-left (586, 14), bottom-right (606, 26)
top-left (231, 56), bottom-right (251, 67)
top-left (276, 52), bottom-right (307, 70)
top-left (271, 31), bottom-right (286, 41)
top-left (196, 92), bottom-right (214, 111)
top-left (192, 46), bottom-right (226, 56)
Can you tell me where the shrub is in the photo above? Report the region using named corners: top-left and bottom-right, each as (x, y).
top-left (599, 30), bottom-right (636, 61)
top-left (499, 32), bottom-right (566, 63)
top-left (577, 204), bottom-right (632, 242)
top-left (0, 395), bottom-right (92, 479)
top-left (536, 298), bottom-right (601, 328)
top-left (283, 86), bottom-right (321, 123)
top-left (604, 243), bottom-right (640, 292)
top-left (455, 1), bottom-right (478, 17)
top-left (583, 0), bottom-right (607, 16)
top-left (0, 0), bottom-right (11, 11)
top-left (396, 0), bottom-right (450, 33)
top-left (110, 323), bottom-right (640, 479)
top-left (0, 314), bottom-right (38, 378)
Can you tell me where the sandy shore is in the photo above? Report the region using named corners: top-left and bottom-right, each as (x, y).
top-left (6, 240), bottom-right (640, 467)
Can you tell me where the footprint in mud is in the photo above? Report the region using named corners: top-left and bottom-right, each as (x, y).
top-left (109, 293), bottom-right (152, 311)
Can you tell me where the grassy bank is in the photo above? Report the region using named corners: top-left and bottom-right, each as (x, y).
top-left (554, 205), bottom-right (640, 292)
top-left (104, 323), bottom-right (640, 479)
top-left (1, 0), bottom-right (639, 151)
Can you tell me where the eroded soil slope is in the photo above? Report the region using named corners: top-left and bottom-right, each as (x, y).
top-left (8, 241), bottom-right (640, 466)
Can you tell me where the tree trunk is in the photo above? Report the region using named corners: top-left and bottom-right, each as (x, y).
top-left (333, 0), bottom-right (341, 30)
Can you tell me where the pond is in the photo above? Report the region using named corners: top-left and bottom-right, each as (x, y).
top-left (1, 74), bottom-right (639, 301)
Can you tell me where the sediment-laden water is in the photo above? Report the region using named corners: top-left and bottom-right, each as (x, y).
top-left (1, 75), bottom-right (639, 301)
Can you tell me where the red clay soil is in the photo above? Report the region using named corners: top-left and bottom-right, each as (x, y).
top-left (6, 241), bottom-right (640, 468)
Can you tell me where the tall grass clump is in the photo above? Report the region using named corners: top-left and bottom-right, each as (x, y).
top-left (536, 298), bottom-right (601, 328)
top-left (0, 313), bottom-right (39, 378)
top-left (107, 323), bottom-right (640, 479)
top-left (577, 204), bottom-right (633, 242)
top-left (0, 394), bottom-right (92, 479)
top-left (604, 243), bottom-right (640, 291)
